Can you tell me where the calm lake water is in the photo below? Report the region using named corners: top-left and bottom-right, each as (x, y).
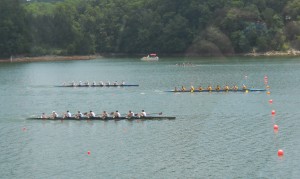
top-left (0, 57), bottom-right (299, 178)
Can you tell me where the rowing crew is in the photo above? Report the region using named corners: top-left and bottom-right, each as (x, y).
top-left (175, 84), bottom-right (247, 92)
top-left (63, 80), bottom-right (126, 86)
top-left (40, 110), bottom-right (147, 119)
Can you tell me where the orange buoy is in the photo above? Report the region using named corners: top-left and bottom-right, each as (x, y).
top-left (87, 151), bottom-right (91, 155)
top-left (274, 124), bottom-right (279, 130)
top-left (271, 110), bottom-right (276, 115)
top-left (269, 99), bottom-right (273, 104)
top-left (267, 91), bottom-right (271, 95)
top-left (278, 149), bottom-right (284, 156)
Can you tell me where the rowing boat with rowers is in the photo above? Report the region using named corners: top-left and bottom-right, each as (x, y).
top-left (165, 88), bottom-right (266, 92)
top-left (27, 116), bottom-right (176, 120)
top-left (55, 84), bottom-right (139, 87)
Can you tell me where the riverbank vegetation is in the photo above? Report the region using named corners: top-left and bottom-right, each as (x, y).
top-left (1, 0), bottom-right (300, 58)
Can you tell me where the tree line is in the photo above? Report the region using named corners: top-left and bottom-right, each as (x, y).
top-left (1, 0), bottom-right (300, 58)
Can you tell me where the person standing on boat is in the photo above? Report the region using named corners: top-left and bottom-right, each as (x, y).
top-left (114, 110), bottom-right (121, 118)
top-left (127, 110), bottom-right (134, 118)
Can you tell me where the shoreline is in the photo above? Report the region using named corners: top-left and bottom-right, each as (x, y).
top-left (1, 50), bottom-right (300, 63)
top-left (0, 55), bottom-right (100, 63)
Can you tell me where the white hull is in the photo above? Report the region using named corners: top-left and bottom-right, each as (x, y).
top-left (141, 57), bottom-right (159, 61)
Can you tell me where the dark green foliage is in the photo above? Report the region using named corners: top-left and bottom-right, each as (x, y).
top-left (1, 0), bottom-right (300, 57)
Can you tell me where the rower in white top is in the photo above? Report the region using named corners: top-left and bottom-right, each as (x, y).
top-left (140, 110), bottom-right (146, 117)
top-left (52, 111), bottom-right (59, 118)
top-left (127, 110), bottom-right (134, 118)
top-left (113, 81), bottom-right (118, 86)
top-left (107, 81), bottom-right (110, 85)
top-left (99, 81), bottom-right (104, 86)
top-left (78, 81), bottom-right (82, 86)
top-left (121, 80), bottom-right (125, 85)
top-left (64, 110), bottom-right (72, 118)
top-left (114, 110), bottom-right (121, 118)
top-left (92, 81), bottom-right (96, 86)
top-left (88, 110), bottom-right (96, 118)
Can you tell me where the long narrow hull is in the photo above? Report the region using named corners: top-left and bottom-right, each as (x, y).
top-left (141, 57), bottom-right (159, 61)
top-left (27, 116), bottom-right (176, 120)
top-left (55, 84), bottom-right (139, 87)
top-left (165, 88), bottom-right (266, 92)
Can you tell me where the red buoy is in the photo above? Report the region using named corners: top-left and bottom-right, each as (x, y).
top-left (274, 124), bottom-right (279, 130)
top-left (271, 110), bottom-right (276, 115)
top-left (278, 149), bottom-right (284, 156)
top-left (87, 151), bottom-right (91, 155)
top-left (269, 99), bottom-right (273, 104)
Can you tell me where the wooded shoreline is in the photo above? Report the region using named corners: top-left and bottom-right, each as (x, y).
top-left (1, 50), bottom-right (300, 63)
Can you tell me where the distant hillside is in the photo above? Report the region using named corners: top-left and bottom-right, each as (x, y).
top-left (1, 0), bottom-right (300, 57)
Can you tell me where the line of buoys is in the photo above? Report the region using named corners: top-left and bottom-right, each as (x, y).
top-left (264, 76), bottom-right (284, 157)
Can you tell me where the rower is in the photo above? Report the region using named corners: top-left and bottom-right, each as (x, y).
top-left (114, 110), bottom-right (121, 118)
top-left (101, 111), bottom-right (108, 118)
top-left (88, 110), bottom-right (96, 118)
top-left (233, 85), bottom-right (238, 91)
top-left (140, 110), bottom-right (147, 117)
top-left (85, 81), bottom-right (90, 86)
top-left (224, 85), bottom-right (230, 91)
top-left (216, 85), bottom-right (220, 91)
top-left (181, 86), bottom-right (186, 91)
top-left (127, 110), bottom-right (135, 118)
top-left (242, 84), bottom-right (247, 90)
top-left (113, 81), bottom-right (118, 86)
top-left (107, 81), bottom-right (110, 86)
top-left (207, 85), bottom-right (212, 91)
top-left (52, 111), bottom-right (58, 119)
top-left (190, 85), bottom-right (195, 92)
top-left (99, 81), bottom-right (104, 86)
top-left (64, 110), bottom-right (72, 118)
top-left (78, 81), bottom-right (82, 86)
top-left (76, 111), bottom-right (83, 119)
top-left (41, 113), bottom-right (47, 119)
top-left (121, 80), bottom-right (125, 85)
top-left (92, 81), bottom-right (96, 86)
top-left (198, 86), bottom-right (203, 91)
top-left (71, 81), bottom-right (76, 86)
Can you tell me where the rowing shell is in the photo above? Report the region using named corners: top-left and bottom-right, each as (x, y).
top-left (55, 84), bottom-right (139, 87)
top-left (165, 88), bottom-right (266, 92)
top-left (27, 116), bottom-right (176, 120)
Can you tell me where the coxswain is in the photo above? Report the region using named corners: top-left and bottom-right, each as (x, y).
top-left (216, 85), bottom-right (220, 91)
top-left (88, 110), bottom-right (96, 118)
top-left (101, 111), bottom-right (108, 119)
top-left (190, 85), bottom-right (195, 92)
top-left (224, 85), bottom-right (230, 91)
top-left (114, 110), bottom-right (121, 118)
top-left (207, 85), bottom-right (212, 91)
top-left (181, 86), bottom-right (186, 91)
top-left (242, 84), bottom-right (247, 90)
top-left (52, 111), bottom-right (58, 119)
top-left (127, 110), bottom-right (135, 118)
top-left (198, 86), bottom-right (203, 91)
top-left (76, 111), bottom-right (83, 119)
top-left (41, 113), bottom-right (47, 119)
top-left (140, 110), bottom-right (147, 117)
